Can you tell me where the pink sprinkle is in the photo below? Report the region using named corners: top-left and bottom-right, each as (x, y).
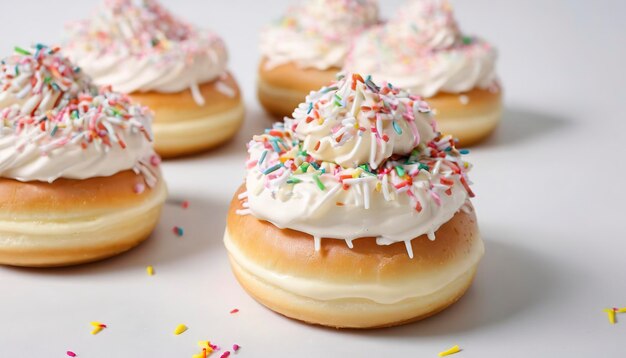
top-left (181, 200), bottom-right (189, 209)
top-left (67, 351), bottom-right (77, 357)
top-left (233, 344), bottom-right (240, 352)
top-left (133, 183), bottom-right (145, 194)
top-left (220, 352), bottom-right (231, 358)
top-left (230, 309), bottom-right (239, 314)
top-left (150, 154), bottom-right (161, 166)
top-left (210, 344), bottom-right (219, 351)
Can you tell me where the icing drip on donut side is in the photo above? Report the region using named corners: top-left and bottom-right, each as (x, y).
top-left (240, 73), bottom-right (475, 258)
top-left (64, 0), bottom-right (228, 102)
top-left (260, 0), bottom-right (379, 70)
top-left (344, 0), bottom-right (498, 97)
top-left (0, 45), bottom-right (159, 183)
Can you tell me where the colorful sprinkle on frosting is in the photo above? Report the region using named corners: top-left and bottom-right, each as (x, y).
top-left (241, 73), bottom-right (475, 257)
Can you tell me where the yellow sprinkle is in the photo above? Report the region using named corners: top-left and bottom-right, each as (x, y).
top-left (438, 345), bottom-right (461, 357)
top-left (198, 341), bottom-right (211, 349)
top-left (146, 265), bottom-right (155, 276)
top-left (89, 321), bottom-right (106, 335)
top-left (174, 324), bottom-right (188, 335)
top-left (375, 182), bottom-right (382, 192)
top-left (615, 307), bottom-right (626, 313)
top-left (352, 168), bottom-right (362, 178)
top-left (604, 309), bottom-right (616, 324)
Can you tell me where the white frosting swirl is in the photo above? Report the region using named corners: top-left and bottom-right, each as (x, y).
top-left (260, 0), bottom-right (379, 70)
top-left (0, 45), bottom-right (159, 184)
top-left (65, 0), bottom-right (228, 94)
top-left (240, 74), bottom-right (475, 257)
top-left (345, 0), bottom-right (498, 97)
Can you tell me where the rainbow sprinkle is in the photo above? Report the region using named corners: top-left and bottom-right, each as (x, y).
top-left (0, 44), bottom-right (159, 185)
top-left (241, 73), bottom-right (474, 230)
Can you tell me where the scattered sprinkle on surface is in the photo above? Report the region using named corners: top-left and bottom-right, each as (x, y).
top-left (66, 351), bottom-right (77, 357)
top-left (230, 309), bottom-right (239, 314)
top-left (89, 321), bottom-right (106, 335)
top-left (174, 324), bottom-right (188, 335)
top-left (172, 226), bottom-right (184, 237)
top-left (232, 344), bottom-right (240, 352)
top-left (604, 309), bottom-right (616, 324)
top-left (438, 345), bottom-right (461, 357)
top-left (146, 265), bottom-right (155, 276)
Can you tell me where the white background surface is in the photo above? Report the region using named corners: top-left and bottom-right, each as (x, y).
top-left (0, 1), bottom-right (625, 357)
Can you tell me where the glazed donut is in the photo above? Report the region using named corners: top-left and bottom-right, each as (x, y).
top-left (65, 0), bottom-right (244, 158)
top-left (345, 0), bottom-right (502, 146)
top-left (0, 45), bottom-right (166, 267)
top-left (258, 0), bottom-right (379, 118)
top-left (225, 186), bottom-right (483, 328)
top-left (226, 73), bottom-right (484, 328)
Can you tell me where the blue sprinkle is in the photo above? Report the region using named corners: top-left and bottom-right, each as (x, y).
top-left (307, 102), bottom-right (313, 114)
top-left (263, 164), bottom-right (282, 175)
top-left (460, 149), bottom-right (470, 155)
top-left (270, 139), bottom-right (281, 153)
top-left (258, 150), bottom-right (268, 166)
top-left (392, 121), bottom-right (403, 135)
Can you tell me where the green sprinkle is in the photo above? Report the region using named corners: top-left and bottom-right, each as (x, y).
top-left (419, 163), bottom-right (430, 171)
top-left (462, 36), bottom-right (473, 45)
top-left (50, 125), bottom-right (58, 137)
top-left (287, 177), bottom-right (302, 184)
top-left (313, 175), bottom-right (326, 191)
top-left (395, 166), bottom-right (406, 177)
top-left (263, 164), bottom-right (282, 175)
top-left (43, 76), bottom-right (52, 84)
top-left (300, 162), bottom-right (310, 173)
top-left (14, 46), bottom-right (32, 56)
top-left (310, 162), bottom-right (320, 170)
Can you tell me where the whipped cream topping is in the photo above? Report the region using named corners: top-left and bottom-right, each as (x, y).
top-left (260, 0), bottom-right (379, 70)
top-left (345, 0), bottom-right (498, 97)
top-left (239, 74), bottom-right (475, 257)
top-left (0, 45), bottom-right (159, 184)
top-left (65, 0), bottom-right (228, 98)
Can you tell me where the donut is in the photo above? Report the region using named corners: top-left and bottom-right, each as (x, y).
top-left (65, 0), bottom-right (244, 158)
top-left (0, 45), bottom-right (166, 267)
top-left (345, 0), bottom-right (502, 145)
top-left (225, 73), bottom-right (484, 328)
top-left (129, 72), bottom-right (244, 158)
top-left (257, 0), bottom-right (379, 119)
